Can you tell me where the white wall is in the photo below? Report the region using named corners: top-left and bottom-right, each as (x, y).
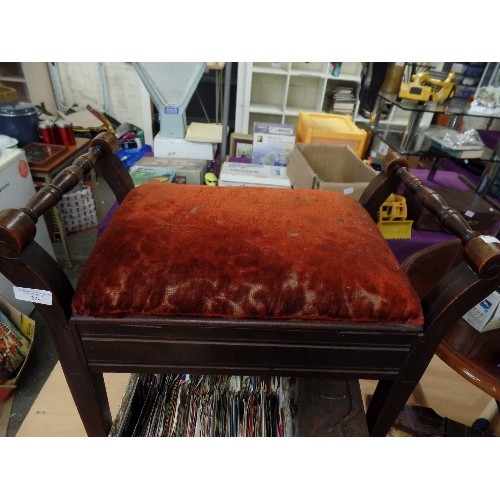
top-left (55, 62), bottom-right (153, 145)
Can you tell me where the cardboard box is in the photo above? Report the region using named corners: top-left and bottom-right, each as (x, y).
top-left (251, 122), bottom-right (296, 167)
top-left (153, 133), bottom-right (215, 161)
top-left (0, 296), bottom-right (36, 402)
top-left (287, 144), bottom-right (378, 199)
top-left (463, 290), bottom-right (500, 332)
top-left (219, 162), bottom-right (291, 188)
top-left (133, 157), bottom-right (209, 185)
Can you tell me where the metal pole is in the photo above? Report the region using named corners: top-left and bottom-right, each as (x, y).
top-left (220, 63), bottom-right (232, 161)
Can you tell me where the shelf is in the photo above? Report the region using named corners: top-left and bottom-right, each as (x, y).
top-left (0, 62), bottom-right (23, 80)
top-left (0, 76), bottom-right (25, 83)
top-left (236, 62), bottom-right (362, 133)
top-left (249, 104), bottom-right (283, 115)
top-left (368, 90), bottom-right (500, 165)
top-left (377, 92), bottom-right (500, 120)
top-left (369, 127), bottom-right (499, 161)
top-left (250, 72), bottom-right (287, 110)
top-left (0, 63), bottom-right (57, 113)
top-left (327, 74), bottom-right (361, 84)
top-left (357, 115), bottom-right (408, 128)
top-left (284, 107), bottom-right (304, 117)
top-left (252, 66), bottom-right (289, 76)
top-left (289, 69), bottom-right (328, 78)
top-left (253, 62), bottom-right (289, 70)
top-left (290, 62), bottom-right (328, 73)
top-left (287, 74), bottom-right (325, 111)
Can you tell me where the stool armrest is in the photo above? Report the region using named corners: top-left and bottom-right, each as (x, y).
top-left (91, 133), bottom-right (135, 203)
top-left (0, 132), bottom-right (133, 257)
top-left (361, 147), bottom-right (500, 281)
top-left (395, 166), bottom-right (478, 245)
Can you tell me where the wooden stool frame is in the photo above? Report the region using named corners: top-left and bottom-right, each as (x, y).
top-left (1, 132), bottom-right (499, 437)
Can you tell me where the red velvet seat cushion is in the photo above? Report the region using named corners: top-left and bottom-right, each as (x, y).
top-left (72, 183), bottom-right (424, 327)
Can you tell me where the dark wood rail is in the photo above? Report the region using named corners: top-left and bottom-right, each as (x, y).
top-left (360, 148), bottom-right (500, 279)
top-left (385, 150), bottom-right (479, 244)
top-left (0, 132), bottom-right (133, 258)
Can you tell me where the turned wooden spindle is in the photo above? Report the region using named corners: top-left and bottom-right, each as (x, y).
top-left (0, 132), bottom-right (122, 257)
top-left (383, 150), bottom-right (500, 278)
top-left (23, 151), bottom-right (101, 224)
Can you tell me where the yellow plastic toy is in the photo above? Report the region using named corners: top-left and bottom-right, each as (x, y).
top-left (398, 71), bottom-right (456, 103)
top-left (377, 194), bottom-right (413, 239)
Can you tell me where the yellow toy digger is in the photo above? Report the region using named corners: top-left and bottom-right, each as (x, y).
top-left (398, 71), bottom-right (456, 103)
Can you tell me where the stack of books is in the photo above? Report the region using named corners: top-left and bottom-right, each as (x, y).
top-left (323, 86), bottom-right (357, 115)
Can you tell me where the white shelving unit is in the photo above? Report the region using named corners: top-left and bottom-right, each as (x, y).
top-left (235, 62), bottom-right (362, 134)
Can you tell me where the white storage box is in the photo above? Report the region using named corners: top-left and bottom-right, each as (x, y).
top-left (219, 162), bottom-right (291, 188)
top-left (153, 133), bottom-right (215, 161)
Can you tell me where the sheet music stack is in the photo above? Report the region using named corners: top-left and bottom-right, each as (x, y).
top-left (111, 374), bottom-right (295, 437)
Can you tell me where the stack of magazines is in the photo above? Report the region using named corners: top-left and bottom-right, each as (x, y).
top-left (323, 86), bottom-right (357, 115)
top-left (111, 373), bottom-right (295, 437)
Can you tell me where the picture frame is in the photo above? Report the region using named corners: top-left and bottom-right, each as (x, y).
top-left (229, 133), bottom-right (253, 159)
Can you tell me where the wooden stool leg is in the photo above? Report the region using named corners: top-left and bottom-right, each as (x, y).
top-left (45, 321), bottom-right (112, 436)
top-left (34, 307), bottom-right (112, 435)
top-left (61, 368), bottom-right (111, 436)
top-left (366, 379), bottom-right (419, 436)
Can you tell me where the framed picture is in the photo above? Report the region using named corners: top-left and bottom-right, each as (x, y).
top-left (229, 133), bottom-right (253, 159)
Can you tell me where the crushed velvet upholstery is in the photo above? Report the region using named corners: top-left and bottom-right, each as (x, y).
top-left (72, 183), bottom-right (424, 327)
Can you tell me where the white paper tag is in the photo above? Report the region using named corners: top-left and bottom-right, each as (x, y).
top-left (464, 210), bottom-right (475, 218)
top-left (378, 142), bottom-right (389, 155)
top-left (343, 187), bottom-right (354, 195)
top-left (14, 286), bottom-right (52, 305)
top-left (480, 235), bottom-right (500, 244)
top-left (463, 290), bottom-right (500, 332)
